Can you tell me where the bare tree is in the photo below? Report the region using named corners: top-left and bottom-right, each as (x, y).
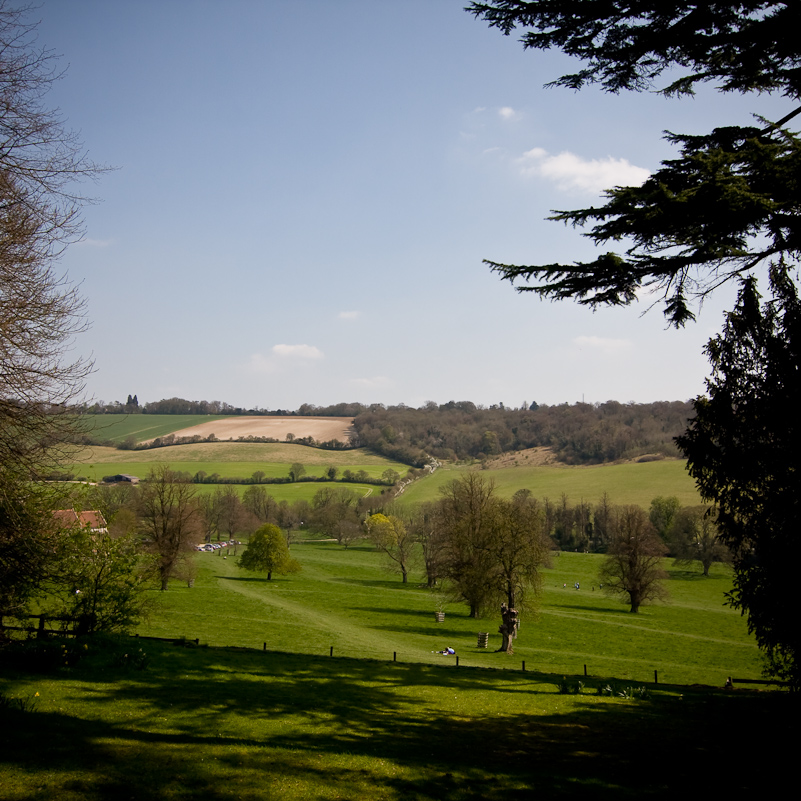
top-left (0, 3), bottom-right (105, 624)
top-left (408, 501), bottom-right (447, 588)
top-left (489, 493), bottom-right (551, 654)
top-left (138, 467), bottom-right (199, 591)
top-left (0, 1), bottom-right (105, 472)
top-left (669, 506), bottom-right (729, 577)
top-left (600, 506), bottom-right (668, 613)
top-left (436, 474), bottom-right (499, 618)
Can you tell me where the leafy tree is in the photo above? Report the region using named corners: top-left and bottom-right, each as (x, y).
top-left (366, 512), bottom-right (415, 583)
top-left (599, 506), bottom-right (668, 613)
top-left (676, 271), bottom-right (801, 685)
top-left (649, 496), bottom-right (681, 543)
top-left (669, 506), bottom-right (729, 577)
top-left (289, 463), bottom-right (306, 482)
top-left (381, 468), bottom-right (400, 485)
top-left (238, 524), bottom-right (301, 580)
top-left (0, 478), bottom-right (64, 628)
top-left (52, 527), bottom-right (148, 635)
top-left (138, 466), bottom-right (200, 591)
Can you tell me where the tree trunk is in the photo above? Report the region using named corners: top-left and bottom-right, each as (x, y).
top-left (267, 570), bottom-right (272, 580)
top-left (497, 603), bottom-right (518, 654)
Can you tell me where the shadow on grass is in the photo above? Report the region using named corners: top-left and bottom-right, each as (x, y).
top-left (219, 576), bottom-right (293, 584)
top-left (0, 641), bottom-right (795, 800)
top-left (332, 577), bottom-right (420, 591)
top-left (667, 569), bottom-right (731, 583)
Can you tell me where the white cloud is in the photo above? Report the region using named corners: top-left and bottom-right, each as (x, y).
top-left (272, 344), bottom-right (323, 360)
top-left (350, 376), bottom-right (394, 389)
top-left (573, 335), bottom-right (633, 355)
top-left (244, 344), bottom-right (323, 375)
top-left (518, 147), bottom-right (650, 193)
top-left (498, 106), bottom-right (518, 120)
top-left (338, 311), bottom-right (360, 320)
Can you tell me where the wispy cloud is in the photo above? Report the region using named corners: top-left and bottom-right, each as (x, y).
top-left (573, 335), bottom-right (633, 355)
top-left (498, 106), bottom-right (518, 120)
top-left (338, 311), bottom-right (360, 320)
top-left (244, 344), bottom-right (323, 374)
top-left (350, 376), bottom-right (393, 389)
top-left (518, 147), bottom-right (649, 193)
top-left (272, 344), bottom-right (323, 359)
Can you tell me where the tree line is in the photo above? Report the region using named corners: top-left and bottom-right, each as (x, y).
top-left (79, 395), bottom-right (695, 467)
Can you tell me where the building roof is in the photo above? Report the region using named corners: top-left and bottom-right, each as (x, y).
top-left (53, 509), bottom-right (108, 532)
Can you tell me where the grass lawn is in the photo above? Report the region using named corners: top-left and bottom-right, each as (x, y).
top-left (1, 540), bottom-right (791, 800)
top-left (139, 542), bottom-right (761, 687)
top-left (0, 637), bottom-right (793, 800)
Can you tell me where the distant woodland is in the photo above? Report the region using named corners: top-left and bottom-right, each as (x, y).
top-left (82, 397), bottom-right (693, 467)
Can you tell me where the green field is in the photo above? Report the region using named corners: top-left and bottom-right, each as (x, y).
top-left (140, 542), bottom-right (759, 686)
top-left (67, 443), bottom-right (410, 481)
top-left (400, 459), bottom-right (700, 508)
top-left (1, 541), bottom-right (790, 800)
top-left (66, 441), bottom-right (699, 512)
top-left (79, 414), bottom-right (227, 444)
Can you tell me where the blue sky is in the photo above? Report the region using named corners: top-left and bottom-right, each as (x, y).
top-left (36, 0), bottom-right (788, 410)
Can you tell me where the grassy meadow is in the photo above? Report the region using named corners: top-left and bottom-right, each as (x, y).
top-left (79, 414), bottom-right (228, 444)
top-left (140, 540), bottom-right (760, 686)
top-left (1, 538), bottom-right (792, 800)
top-left (67, 443), bottom-right (699, 511)
top-left (400, 459), bottom-right (700, 508)
top-left (67, 443), bottom-right (410, 482)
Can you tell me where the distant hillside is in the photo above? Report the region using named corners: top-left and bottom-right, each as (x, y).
top-left (78, 399), bottom-right (696, 467)
top-left (351, 400), bottom-right (694, 466)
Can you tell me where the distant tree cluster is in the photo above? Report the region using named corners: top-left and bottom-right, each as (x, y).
top-left (351, 400), bottom-right (693, 466)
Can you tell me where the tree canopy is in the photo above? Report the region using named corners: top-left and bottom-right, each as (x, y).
top-left (238, 524), bottom-right (301, 580)
top-left (676, 268), bottom-right (801, 686)
top-left (467, 2), bottom-right (801, 97)
top-left (468, 1), bottom-right (801, 327)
